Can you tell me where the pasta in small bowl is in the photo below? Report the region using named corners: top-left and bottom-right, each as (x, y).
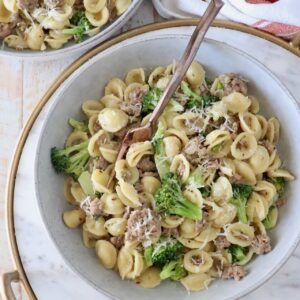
top-left (35, 35), bottom-right (300, 300)
top-left (0, 0), bottom-right (142, 58)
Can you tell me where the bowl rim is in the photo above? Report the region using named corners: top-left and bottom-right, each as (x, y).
top-left (5, 20), bottom-right (300, 300)
top-left (0, 0), bottom-right (143, 59)
top-left (35, 32), bottom-right (300, 299)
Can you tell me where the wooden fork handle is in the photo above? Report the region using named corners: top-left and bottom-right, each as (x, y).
top-left (149, 0), bottom-right (224, 127)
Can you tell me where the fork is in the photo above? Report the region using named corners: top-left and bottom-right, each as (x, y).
top-left (107, 0), bottom-right (224, 187)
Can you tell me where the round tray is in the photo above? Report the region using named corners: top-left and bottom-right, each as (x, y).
top-left (2, 20), bottom-right (300, 300)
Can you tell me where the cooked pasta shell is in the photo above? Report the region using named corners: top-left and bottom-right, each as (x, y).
top-left (102, 193), bottom-right (125, 215)
top-left (115, 159), bottom-right (139, 184)
top-left (116, 180), bottom-right (141, 208)
top-left (205, 130), bottom-right (232, 158)
top-left (265, 117), bottom-right (280, 145)
top-left (249, 145), bottom-right (270, 174)
top-left (64, 177), bottom-right (76, 204)
top-left (100, 142), bottom-right (118, 163)
top-left (95, 240), bottom-right (117, 269)
top-left (194, 225), bottom-right (220, 243)
top-left (126, 141), bottom-right (153, 167)
top-left (267, 151), bottom-right (281, 172)
top-left (222, 92), bottom-right (251, 113)
top-left (82, 228), bottom-right (97, 248)
top-left (91, 169), bottom-right (111, 193)
top-left (83, 216), bottom-right (107, 238)
top-left (126, 250), bottom-right (144, 279)
top-left (148, 66), bottom-right (165, 87)
top-left (65, 131), bottom-right (88, 147)
top-left (161, 215), bottom-right (184, 229)
top-left (233, 160), bottom-right (256, 185)
top-left (267, 169), bottom-right (295, 181)
top-left (115, 0), bottom-right (132, 15)
top-left (248, 95), bottom-right (260, 114)
top-left (180, 273), bottom-right (213, 291)
top-left (63, 208), bottom-right (86, 228)
top-left (186, 61), bottom-right (205, 88)
top-left (225, 223), bottom-right (254, 247)
top-left (124, 83), bottom-right (148, 102)
top-left (211, 176), bottom-right (233, 202)
top-left (173, 112), bottom-right (204, 136)
top-left (184, 250), bottom-right (213, 273)
top-left (141, 176), bottom-right (161, 195)
top-left (254, 180), bottom-right (277, 207)
top-left (98, 108), bottom-right (128, 133)
top-left (125, 68), bottom-right (145, 85)
top-left (100, 94), bottom-right (121, 108)
top-left (27, 25), bottom-right (45, 51)
top-left (136, 267), bottom-right (161, 288)
top-left (170, 154), bottom-right (190, 183)
top-left (183, 187), bottom-right (203, 208)
top-left (238, 112), bottom-right (262, 140)
top-left (70, 182), bottom-right (86, 203)
top-left (231, 132), bottom-right (257, 160)
top-left (88, 114), bottom-right (101, 135)
top-left (117, 246), bottom-right (133, 279)
top-left (104, 218), bottom-right (127, 236)
top-left (256, 115), bottom-right (268, 139)
top-left (165, 128), bottom-right (189, 145)
top-left (104, 77), bottom-right (126, 99)
top-left (180, 219), bottom-right (200, 239)
top-left (213, 203), bottom-right (236, 227)
top-left (177, 236), bottom-right (204, 249)
top-left (82, 99), bottom-right (104, 117)
top-left (246, 192), bottom-right (269, 221)
top-left (156, 75), bottom-right (171, 90)
top-left (85, 6), bottom-right (109, 27)
top-left (84, 0), bottom-right (106, 13)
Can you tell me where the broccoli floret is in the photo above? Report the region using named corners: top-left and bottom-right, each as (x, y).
top-left (181, 81), bottom-right (217, 109)
top-left (228, 245), bottom-right (247, 264)
top-left (205, 77), bottom-right (213, 86)
top-left (142, 87), bottom-right (162, 113)
top-left (146, 237), bottom-right (183, 268)
top-left (262, 205), bottom-right (278, 230)
top-left (68, 117), bottom-right (88, 132)
top-left (229, 184), bottom-right (253, 224)
top-left (62, 11), bottom-right (92, 43)
top-left (51, 140), bottom-right (90, 180)
top-left (154, 172), bottom-right (202, 220)
top-left (160, 258), bottom-right (187, 281)
top-left (185, 167), bottom-right (204, 189)
top-left (152, 124), bottom-right (170, 179)
top-left (199, 186), bottom-right (211, 198)
top-left (266, 176), bottom-right (285, 197)
top-left (144, 246), bottom-right (154, 267)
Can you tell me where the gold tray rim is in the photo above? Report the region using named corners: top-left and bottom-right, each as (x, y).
top-left (5, 19), bottom-right (300, 300)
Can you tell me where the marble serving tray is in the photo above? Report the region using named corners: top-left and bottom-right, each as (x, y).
top-left (4, 22), bottom-right (300, 300)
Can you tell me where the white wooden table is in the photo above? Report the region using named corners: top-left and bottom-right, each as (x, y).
top-left (0, 0), bottom-right (158, 285)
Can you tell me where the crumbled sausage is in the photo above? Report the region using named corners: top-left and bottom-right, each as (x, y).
top-left (221, 115), bottom-right (240, 139)
top-left (110, 236), bottom-right (124, 249)
top-left (222, 265), bottom-right (246, 281)
top-left (162, 227), bottom-right (179, 238)
top-left (120, 87), bottom-right (147, 117)
top-left (80, 196), bottom-right (105, 217)
top-left (214, 236), bottom-right (231, 250)
top-left (125, 208), bottom-right (161, 244)
top-left (0, 14), bottom-right (20, 39)
top-left (275, 197), bottom-right (287, 208)
top-left (196, 211), bottom-right (209, 232)
top-left (251, 234), bottom-right (272, 255)
top-left (213, 73), bottom-right (248, 98)
top-left (183, 136), bottom-right (206, 163)
top-left (17, 0), bottom-right (39, 10)
top-left (88, 156), bottom-right (109, 172)
top-left (137, 156), bottom-right (156, 173)
top-left (73, 0), bottom-right (84, 10)
top-left (123, 206), bottom-right (133, 219)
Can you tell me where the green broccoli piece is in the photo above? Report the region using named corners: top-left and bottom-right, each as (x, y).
top-left (185, 167), bottom-right (204, 189)
top-left (68, 117), bottom-right (88, 132)
top-left (142, 87), bottom-right (162, 113)
top-left (216, 80), bottom-right (224, 90)
top-left (266, 176), bottom-right (285, 197)
top-left (199, 186), bottom-right (211, 198)
top-left (154, 172), bottom-right (202, 220)
top-left (144, 246), bottom-right (154, 267)
top-left (181, 81), bottom-right (217, 109)
top-left (51, 140), bottom-right (90, 180)
top-left (228, 245), bottom-right (247, 264)
top-left (63, 11), bottom-right (92, 43)
top-left (165, 99), bottom-right (184, 112)
top-left (146, 237), bottom-right (183, 268)
top-left (229, 184), bottom-right (253, 224)
top-left (152, 124), bottom-right (170, 179)
top-left (160, 258), bottom-right (187, 281)
top-left (205, 77), bottom-right (213, 86)
top-left (262, 205), bottom-right (278, 230)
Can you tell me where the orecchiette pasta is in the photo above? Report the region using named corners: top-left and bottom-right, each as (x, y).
top-left (53, 63), bottom-right (294, 292)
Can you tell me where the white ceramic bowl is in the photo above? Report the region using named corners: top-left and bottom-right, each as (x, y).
top-left (35, 29), bottom-right (300, 299)
top-left (0, 0), bottom-right (143, 60)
